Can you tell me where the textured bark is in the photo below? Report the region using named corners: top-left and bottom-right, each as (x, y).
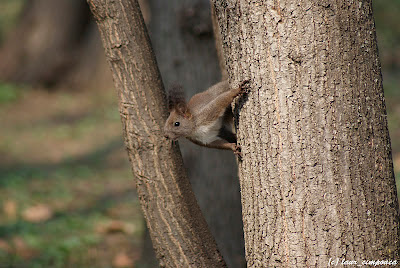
top-left (147, 0), bottom-right (244, 267)
top-left (211, 4), bottom-right (228, 81)
top-left (213, 0), bottom-right (400, 267)
top-left (88, 0), bottom-right (226, 267)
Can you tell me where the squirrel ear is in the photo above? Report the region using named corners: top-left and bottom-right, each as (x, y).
top-left (168, 84), bottom-right (186, 111)
top-left (175, 103), bottom-right (192, 118)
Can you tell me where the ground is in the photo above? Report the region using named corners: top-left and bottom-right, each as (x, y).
top-left (0, 84), bottom-right (146, 267)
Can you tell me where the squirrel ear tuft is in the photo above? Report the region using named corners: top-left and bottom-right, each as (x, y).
top-left (168, 84), bottom-right (186, 111)
top-left (175, 103), bottom-right (192, 118)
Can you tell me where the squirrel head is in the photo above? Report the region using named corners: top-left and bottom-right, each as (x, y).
top-left (164, 85), bottom-right (195, 140)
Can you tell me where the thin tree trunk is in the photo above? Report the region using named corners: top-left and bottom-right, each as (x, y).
top-left (213, 0), bottom-right (400, 267)
top-left (88, 0), bottom-right (226, 267)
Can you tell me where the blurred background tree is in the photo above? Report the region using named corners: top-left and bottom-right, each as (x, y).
top-left (0, 0), bottom-right (100, 87)
top-left (0, 0), bottom-right (398, 267)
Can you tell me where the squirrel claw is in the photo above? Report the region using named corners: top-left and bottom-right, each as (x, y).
top-left (239, 79), bottom-right (251, 95)
top-left (233, 144), bottom-right (242, 159)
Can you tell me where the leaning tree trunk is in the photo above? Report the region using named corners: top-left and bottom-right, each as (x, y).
top-left (146, 0), bottom-right (244, 267)
top-left (213, 0), bottom-right (400, 267)
top-left (88, 0), bottom-right (226, 267)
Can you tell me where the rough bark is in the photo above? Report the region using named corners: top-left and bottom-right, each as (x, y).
top-left (213, 0), bottom-right (400, 267)
top-left (211, 3), bottom-right (228, 81)
top-left (87, 0), bottom-right (226, 267)
top-left (147, 0), bottom-right (244, 267)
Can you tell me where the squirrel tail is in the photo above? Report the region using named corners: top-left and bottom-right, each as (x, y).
top-left (168, 84), bottom-right (186, 111)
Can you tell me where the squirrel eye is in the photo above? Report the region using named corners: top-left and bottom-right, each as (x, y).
top-left (174, 122), bottom-right (180, 127)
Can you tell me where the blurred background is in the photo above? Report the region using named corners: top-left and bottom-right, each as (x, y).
top-left (0, 0), bottom-right (398, 267)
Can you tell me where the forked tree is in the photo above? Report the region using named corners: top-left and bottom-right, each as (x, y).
top-left (89, 0), bottom-right (400, 267)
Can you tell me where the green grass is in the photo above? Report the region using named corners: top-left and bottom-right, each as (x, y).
top-left (0, 83), bottom-right (144, 266)
top-left (0, 217), bottom-right (102, 267)
top-left (0, 153), bottom-right (142, 266)
top-left (0, 83), bottom-right (22, 103)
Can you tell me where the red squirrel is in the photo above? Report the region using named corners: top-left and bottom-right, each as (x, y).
top-left (164, 80), bottom-right (249, 156)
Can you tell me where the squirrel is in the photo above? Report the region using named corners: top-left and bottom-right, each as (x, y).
top-left (163, 80), bottom-right (249, 156)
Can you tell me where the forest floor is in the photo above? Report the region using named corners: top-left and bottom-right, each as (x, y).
top-left (0, 83), bottom-right (149, 267)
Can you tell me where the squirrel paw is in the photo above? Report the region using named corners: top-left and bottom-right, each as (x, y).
top-left (239, 79), bottom-right (251, 95)
top-left (233, 144), bottom-right (242, 159)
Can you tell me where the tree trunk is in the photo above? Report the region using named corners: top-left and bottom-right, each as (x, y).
top-left (147, 0), bottom-right (244, 267)
top-left (88, 0), bottom-right (226, 267)
top-left (213, 0), bottom-right (400, 267)
top-left (0, 0), bottom-right (92, 86)
top-left (0, 0), bottom-right (150, 89)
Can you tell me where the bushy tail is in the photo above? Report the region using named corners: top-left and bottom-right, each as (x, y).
top-left (168, 83), bottom-right (186, 111)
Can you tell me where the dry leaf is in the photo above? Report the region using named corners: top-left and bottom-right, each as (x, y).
top-left (3, 200), bottom-right (17, 220)
top-left (22, 204), bottom-right (53, 223)
top-left (96, 220), bottom-right (136, 235)
top-left (113, 252), bottom-right (133, 268)
top-left (12, 237), bottom-right (38, 260)
top-left (0, 239), bottom-right (12, 253)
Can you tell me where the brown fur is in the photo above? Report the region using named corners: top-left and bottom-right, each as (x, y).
top-left (164, 80), bottom-right (248, 155)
